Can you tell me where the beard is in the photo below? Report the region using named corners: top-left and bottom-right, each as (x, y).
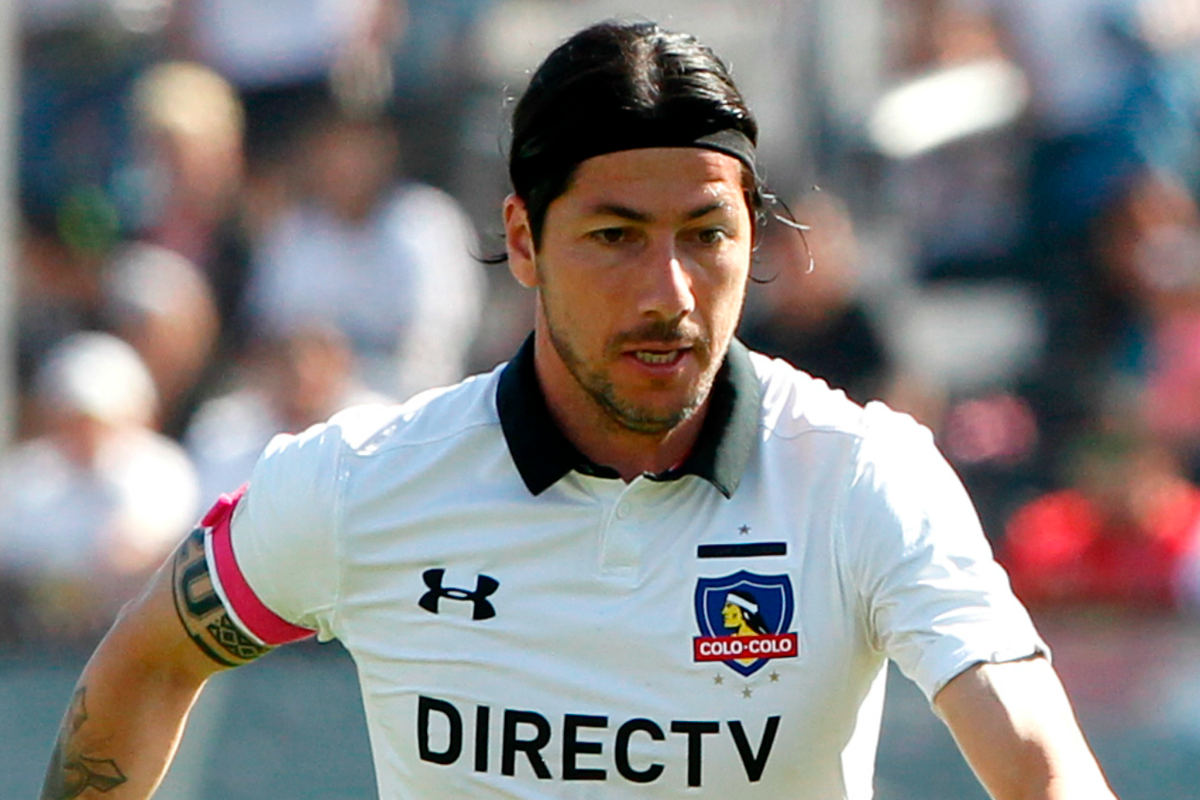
top-left (543, 302), bottom-right (719, 435)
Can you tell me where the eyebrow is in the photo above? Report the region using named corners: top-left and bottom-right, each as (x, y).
top-left (588, 201), bottom-right (731, 223)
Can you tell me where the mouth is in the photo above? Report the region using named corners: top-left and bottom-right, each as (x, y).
top-left (611, 321), bottom-right (709, 377)
top-left (622, 343), bottom-right (697, 369)
top-left (631, 349), bottom-right (686, 365)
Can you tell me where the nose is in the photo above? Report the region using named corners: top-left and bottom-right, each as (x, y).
top-left (637, 239), bottom-right (696, 322)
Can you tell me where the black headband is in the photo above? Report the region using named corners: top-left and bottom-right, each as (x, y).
top-left (511, 121), bottom-right (758, 195)
top-left (685, 128), bottom-right (758, 174)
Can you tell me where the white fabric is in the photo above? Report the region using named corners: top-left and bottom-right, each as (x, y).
top-left (184, 383), bottom-right (389, 506)
top-left (243, 183), bottom-right (484, 399)
top-left (189, 0), bottom-right (368, 87)
top-left (0, 430), bottom-right (198, 578)
top-left (223, 353), bottom-right (1044, 799)
top-left (956, 0), bottom-right (1144, 134)
top-left (35, 332), bottom-right (158, 427)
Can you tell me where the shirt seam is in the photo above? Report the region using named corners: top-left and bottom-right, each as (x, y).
top-left (357, 418), bottom-right (501, 457)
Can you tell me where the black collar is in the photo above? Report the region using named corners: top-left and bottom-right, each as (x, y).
top-left (496, 335), bottom-right (761, 498)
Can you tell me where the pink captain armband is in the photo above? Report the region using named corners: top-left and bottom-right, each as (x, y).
top-left (204, 486), bottom-right (316, 646)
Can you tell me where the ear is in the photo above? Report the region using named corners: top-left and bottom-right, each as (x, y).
top-left (503, 194), bottom-right (539, 288)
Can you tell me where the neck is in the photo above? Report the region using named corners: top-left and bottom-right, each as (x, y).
top-left (533, 329), bottom-right (710, 481)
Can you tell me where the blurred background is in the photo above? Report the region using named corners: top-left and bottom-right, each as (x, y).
top-left (2, 0), bottom-right (1200, 797)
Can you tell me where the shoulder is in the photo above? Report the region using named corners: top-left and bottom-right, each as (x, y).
top-left (237, 368), bottom-right (504, 556)
top-left (747, 350), bottom-right (945, 516)
top-left (749, 349), bottom-right (926, 448)
top-left (257, 365), bottom-right (503, 476)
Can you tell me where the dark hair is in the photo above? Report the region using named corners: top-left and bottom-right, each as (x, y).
top-left (508, 21), bottom-right (764, 248)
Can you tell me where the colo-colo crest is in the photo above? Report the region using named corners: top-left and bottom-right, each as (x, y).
top-left (693, 571), bottom-right (799, 676)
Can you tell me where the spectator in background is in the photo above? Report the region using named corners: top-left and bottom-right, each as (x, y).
top-left (131, 59), bottom-right (254, 348)
top-left (19, 236), bottom-right (219, 436)
top-left (18, 3), bottom-right (159, 259)
top-left (105, 242), bottom-right (220, 433)
top-left (944, 0), bottom-right (1185, 466)
top-left (953, 0), bottom-right (1168, 241)
top-left (132, 60), bottom-right (244, 274)
top-left (185, 324), bottom-right (389, 504)
top-left (0, 334), bottom-right (199, 644)
top-left (1002, 429), bottom-right (1200, 610)
top-left (175, 0), bottom-right (405, 209)
top-left (240, 94), bottom-right (484, 400)
top-left (885, 0), bottom-right (1029, 284)
top-left (739, 192), bottom-right (891, 405)
top-left (17, 13), bottom-right (223, 436)
top-left (1092, 170), bottom-right (1200, 480)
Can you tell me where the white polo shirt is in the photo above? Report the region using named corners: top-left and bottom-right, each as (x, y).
top-left (203, 338), bottom-right (1045, 799)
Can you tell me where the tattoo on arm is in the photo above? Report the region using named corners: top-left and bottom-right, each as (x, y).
top-left (172, 528), bottom-right (272, 667)
top-left (41, 688), bottom-right (128, 799)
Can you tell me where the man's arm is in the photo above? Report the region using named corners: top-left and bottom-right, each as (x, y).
top-left (40, 528), bottom-right (272, 799)
top-left (934, 656), bottom-right (1117, 800)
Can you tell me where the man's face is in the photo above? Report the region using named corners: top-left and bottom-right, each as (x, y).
top-left (506, 147), bottom-right (753, 435)
top-left (722, 601), bottom-right (745, 630)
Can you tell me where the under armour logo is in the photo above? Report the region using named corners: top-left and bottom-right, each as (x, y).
top-left (419, 568), bottom-right (499, 620)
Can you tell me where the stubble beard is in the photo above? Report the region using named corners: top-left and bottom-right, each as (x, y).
top-left (542, 300), bottom-right (719, 436)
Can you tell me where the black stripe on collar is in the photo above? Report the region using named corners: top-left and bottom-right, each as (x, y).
top-left (496, 335), bottom-right (761, 497)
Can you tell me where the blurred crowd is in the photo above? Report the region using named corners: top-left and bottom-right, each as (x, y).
top-left (6, 0), bottom-right (490, 645)
top-left (5, 0), bottom-right (1200, 647)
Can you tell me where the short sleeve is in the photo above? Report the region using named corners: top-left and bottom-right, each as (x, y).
top-left (210, 421), bottom-right (344, 643)
top-left (843, 405), bottom-right (1046, 701)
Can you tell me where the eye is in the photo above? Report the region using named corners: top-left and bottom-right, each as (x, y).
top-left (695, 227), bottom-right (729, 245)
top-left (589, 227), bottom-right (629, 244)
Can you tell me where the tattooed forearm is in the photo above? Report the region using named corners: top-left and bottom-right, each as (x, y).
top-left (172, 528), bottom-right (271, 667)
top-left (40, 688), bottom-right (128, 799)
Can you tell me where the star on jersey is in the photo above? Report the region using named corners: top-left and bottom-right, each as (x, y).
top-left (737, 524), bottom-right (751, 535)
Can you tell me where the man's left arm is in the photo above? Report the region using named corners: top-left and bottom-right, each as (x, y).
top-left (934, 656), bottom-right (1118, 800)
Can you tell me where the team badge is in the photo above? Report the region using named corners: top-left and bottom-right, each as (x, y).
top-left (694, 571), bottom-right (799, 676)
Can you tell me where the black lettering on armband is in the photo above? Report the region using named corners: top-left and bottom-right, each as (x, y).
top-left (171, 528), bottom-right (271, 667)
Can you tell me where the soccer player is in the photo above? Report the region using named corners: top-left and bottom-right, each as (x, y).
top-left (41, 21), bottom-right (1117, 800)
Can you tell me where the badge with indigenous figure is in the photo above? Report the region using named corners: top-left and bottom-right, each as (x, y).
top-left (694, 571), bottom-right (799, 676)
